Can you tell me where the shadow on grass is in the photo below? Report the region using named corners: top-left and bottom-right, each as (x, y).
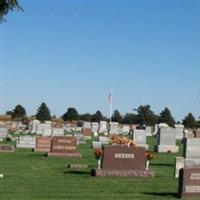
top-left (151, 163), bottom-right (174, 167)
top-left (64, 171), bottom-right (91, 175)
top-left (144, 192), bottom-right (178, 198)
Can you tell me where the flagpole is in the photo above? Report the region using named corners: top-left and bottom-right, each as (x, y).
top-left (109, 99), bottom-right (112, 124)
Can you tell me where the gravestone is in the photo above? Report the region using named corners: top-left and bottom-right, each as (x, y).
top-left (174, 157), bottom-right (184, 178)
top-left (183, 138), bottom-right (200, 167)
top-left (48, 136), bottom-right (81, 157)
top-left (43, 123), bottom-right (52, 136)
top-left (178, 168), bottom-right (200, 198)
top-left (36, 123), bottom-right (46, 135)
top-left (34, 136), bottom-right (52, 152)
top-left (145, 126), bottom-right (152, 136)
top-left (82, 121), bottom-right (92, 138)
top-left (16, 136), bottom-right (36, 148)
top-left (133, 129), bottom-right (149, 150)
top-left (195, 129), bottom-right (200, 138)
top-left (52, 128), bottom-right (64, 136)
top-left (121, 125), bottom-right (131, 135)
top-left (91, 122), bottom-right (99, 136)
top-left (0, 127), bottom-right (8, 139)
top-left (109, 122), bottom-right (120, 135)
top-left (184, 130), bottom-right (194, 138)
top-left (0, 145), bottom-right (15, 152)
top-left (92, 145), bottom-right (154, 177)
top-left (99, 121), bottom-right (108, 133)
top-left (30, 120), bottom-right (40, 133)
top-left (99, 136), bottom-right (111, 145)
top-left (73, 132), bottom-right (86, 145)
top-left (92, 141), bottom-right (102, 149)
top-left (175, 124), bottom-right (184, 140)
top-left (155, 127), bottom-right (178, 153)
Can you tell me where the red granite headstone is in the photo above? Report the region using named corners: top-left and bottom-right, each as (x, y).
top-left (92, 145), bottom-right (155, 177)
top-left (48, 136), bottom-right (81, 157)
top-left (34, 136), bottom-right (52, 153)
top-left (82, 128), bottom-right (92, 136)
top-left (195, 129), bottom-right (200, 138)
top-left (0, 145), bottom-right (15, 152)
top-left (102, 145), bottom-right (145, 170)
top-left (178, 167), bottom-right (200, 198)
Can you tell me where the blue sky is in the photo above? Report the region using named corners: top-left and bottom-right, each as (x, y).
top-left (1, 0), bottom-right (200, 120)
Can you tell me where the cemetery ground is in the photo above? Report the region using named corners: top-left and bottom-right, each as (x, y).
top-left (0, 137), bottom-right (198, 200)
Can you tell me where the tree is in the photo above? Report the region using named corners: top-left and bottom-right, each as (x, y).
top-left (112, 110), bottom-right (122, 123)
top-left (0, 0), bottom-right (23, 22)
top-left (137, 105), bottom-right (157, 126)
top-left (122, 113), bottom-right (138, 124)
top-left (12, 104), bottom-right (26, 119)
top-left (182, 113), bottom-right (196, 129)
top-left (62, 107), bottom-right (79, 121)
top-left (79, 113), bottom-right (92, 122)
top-left (158, 107), bottom-right (175, 127)
top-left (36, 102), bottom-right (51, 122)
top-left (92, 110), bottom-right (103, 122)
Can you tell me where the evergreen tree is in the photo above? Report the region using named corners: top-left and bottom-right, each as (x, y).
top-left (92, 110), bottom-right (103, 122)
top-left (112, 110), bottom-right (122, 123)
top-left (182, 113), bottom-right (196, 129)
top-left (62, 107), bottom-right (79, 121)
top-left (0, 0), bottom-right (23, 22)
top-left (12, 104), bottom-right (26, 119)
top-left (36, 102), bottom-right (51, 122)
top-left (122, 113), bottom-right (138, 124)
top-left (158, 107), bottom-right (175, 127)
top-left (136, 105), bottom-right (157, 126)
top-left (79, 113), bottom-right (92, 122)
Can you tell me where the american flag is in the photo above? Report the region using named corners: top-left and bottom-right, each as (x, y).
top-left (108, 91), bottom-right (112, 103)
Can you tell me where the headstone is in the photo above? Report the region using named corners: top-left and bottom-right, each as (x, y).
top-left (175, 124), bottom-right (184, 140)
top-left (92, 145), bottom-right (154, 177)
top-left (52, 128), bottom-right (64, 136)
top-left (109, 122), bottom-right (121, 135)
top-left (99, 136), bottom-right (111, 145)
top-left (145, 126), bottom-right (152, 136)
top-left (121, 125), bottom-right (131, 135)
top-left (34, 136), bottom-right (52, 152)
top-left (184, 138), bottom-right (200, 167)
top-left (178, 167), bottom-right (200, 198)
top-left (155, 127), bottom-right (178, 153)
top-left (0, 127), bottom-right (8, 139)
top-left (30, 120), bottom-right (40, 133)
top-left (184, 129), bottom-right (194, 138)
top-left (174, 157), bottom-right (184, 178)
top-left (195, 129), bottom-right (200, 138)
top-left (36, 123), bottom-right (46, 135)
top-left (92, 141), bottom-right (102, 149)
top-left (99, 121), bottom-right (108, 133)
top-left (133, 129), bottom-right (149, 150)
top-left (0, 145), bottom-right (15, 152)
top-left (92, 122), bottom-right (99, 135)
top-left (16, 136), bottom-right (36, 148)
top-left (48, 136), bottom-right (81, 157)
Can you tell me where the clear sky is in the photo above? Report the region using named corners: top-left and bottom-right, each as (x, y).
top-left (1, 0), bottom-right (200, 121)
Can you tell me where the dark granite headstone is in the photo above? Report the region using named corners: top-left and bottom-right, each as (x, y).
top-left (48, 136), bottom-right (81, 157)
top-left (34, 136), bottom-right (52, 153)
top-left (0, 145), bottom-right (15, 152)
top-left (92, 145), bottom-right (154, 177)
top-left (178, 167), bottom-right (200, 198)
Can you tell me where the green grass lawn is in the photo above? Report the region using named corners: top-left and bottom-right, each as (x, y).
top-left (0, 136), bottom-right (197, 200)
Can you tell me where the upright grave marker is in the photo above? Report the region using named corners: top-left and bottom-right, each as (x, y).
top-left (34, 136), bottom-right (52, 153)
top-left (133, 129), bottom-right (149, 150)
top-left (92, 145), bottom-right (154, 177)
top-left (48, 136), bottom-right (81, 157)
top-left (155, 127), bottom-right (178, 153)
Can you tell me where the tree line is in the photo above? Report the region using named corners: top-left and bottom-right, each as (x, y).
top-left (5, 103), bottom-right (200, 129)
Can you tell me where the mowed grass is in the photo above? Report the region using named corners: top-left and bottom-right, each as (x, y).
top-left (0, 137), bottom-right (198, 200)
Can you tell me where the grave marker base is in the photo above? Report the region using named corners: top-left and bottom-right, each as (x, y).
top-left (48, 152), bottom-right (82, 157)
top-left (91, 169), bottom-right (155, 177)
